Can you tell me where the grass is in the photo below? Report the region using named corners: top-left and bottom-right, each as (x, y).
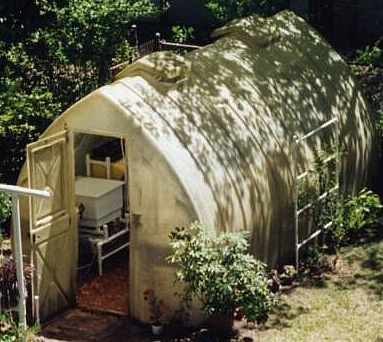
top-left (3, 236), bottom-right (383, 342)
top-left (232, 240), bottom-right (383, 342)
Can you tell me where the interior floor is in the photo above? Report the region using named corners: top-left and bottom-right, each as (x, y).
top-left (76, 220), bottom-right (129, 315)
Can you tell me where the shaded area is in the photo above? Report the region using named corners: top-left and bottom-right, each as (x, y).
top-left (41, 310), bottom-right (148, 342)
top-left (334, 240), bottom-right (383, 298)
top-left (113, 10), bottom-right (374, 266)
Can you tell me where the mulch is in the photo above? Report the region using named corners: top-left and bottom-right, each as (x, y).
top-left (76, 263), bottom-right (129, 315)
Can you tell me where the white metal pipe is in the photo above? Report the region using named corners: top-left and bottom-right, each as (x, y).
top-left (0, 184), bottom-right (50, 198)
top-left (34, 295), bottom-right (40, 325)
top-left (11, 194), bottom-right (27, 331)
top-left (297, 229), bottom-right (322, 249)
top-left (297, 117), bottom-right (338, 142)
top-left (292, 135), bottom-right (299, 271)
top-left (0, 183), bottom-right (51, 331)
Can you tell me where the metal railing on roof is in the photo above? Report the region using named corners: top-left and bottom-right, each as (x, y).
top-left (110, 25), bottom-right (202, 72)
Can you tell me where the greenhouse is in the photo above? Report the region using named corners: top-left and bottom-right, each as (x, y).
top-left (17, 10), bottom-right (374, 323)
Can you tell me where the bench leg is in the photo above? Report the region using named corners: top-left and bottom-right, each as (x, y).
top-left (97, 242), bottom-right (103, 276)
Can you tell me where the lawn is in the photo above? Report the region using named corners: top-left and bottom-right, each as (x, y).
top-left (2, 237), bottom-right (383, 342)
top-left (232, 241), bottom-right (383, 342)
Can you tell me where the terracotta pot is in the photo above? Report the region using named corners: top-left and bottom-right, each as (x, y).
top-left (208, 314), bottom-right (234, 334)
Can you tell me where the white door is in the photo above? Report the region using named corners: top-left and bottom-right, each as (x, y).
top-left (27, 130), bottom-right (76, 321)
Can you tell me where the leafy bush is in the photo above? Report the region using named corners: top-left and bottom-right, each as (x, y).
top-left (0, 257), bottom-right (34, 310)
top-left (0, 312), bottom-right (41, 342)
top-left (356, 44), bottom-right (382, 68)
top-left (172, 25), bottom-right (195, 44)
top-left (326, 189), bottom-right (383, 249)
top-left (0, 79), bottom-right (59, 183)
top-left (168, 222), bottom-right (275, 324)
top-left (0, 192), bottom-right (11, 224)
top-left (205, 0), bottom-right (289, 24)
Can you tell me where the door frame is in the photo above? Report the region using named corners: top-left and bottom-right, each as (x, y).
top-left (73, 130), bottom-right (130, 311)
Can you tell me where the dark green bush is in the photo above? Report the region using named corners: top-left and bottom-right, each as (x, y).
top-left (0, 311), bottom-right (40, 342)
top-left (168, 222), bottom-right (275, 324)
top-left (326, 189), bottom-right (383, 249)
top-left (0, 257), bottom-right (34, 310)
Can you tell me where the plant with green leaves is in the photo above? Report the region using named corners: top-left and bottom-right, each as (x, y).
top-left (205, 0), bottom-right (289, 24)
top-left (0, 78), bottom-right (59, 183)
top-left (355, 38), bottom-right (382, 68)
top-left (327, 188), bottom-right (383, 249)
top-left (0, 192), bottom-right (11, 225)
top-left (0, 192), bottom-right (11, 252)
top-left (0, 312), bottom-right (41, 342)
top-left (0, 257), bottom-right (35, 311)
top-left (172, 25), bottom-right (195, 44)
top-left (168, 222), bottom-right (275, 324)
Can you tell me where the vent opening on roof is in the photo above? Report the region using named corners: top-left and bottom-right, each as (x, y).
top-left (115, 51), bottom-right (191, 88)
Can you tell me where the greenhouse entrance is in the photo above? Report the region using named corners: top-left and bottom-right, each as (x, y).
top-left (74, 132), bottom-right (130, 315)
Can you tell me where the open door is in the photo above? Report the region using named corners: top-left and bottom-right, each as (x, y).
top-left (27, 130), bottom-right (76, 321)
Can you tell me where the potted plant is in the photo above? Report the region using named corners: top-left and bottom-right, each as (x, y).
top-left (168, 222), bottom-right (276, 333)
top-left (143, 288), bottom-right (167, 335)
top-left (279, 265), bottom-right (297, 286)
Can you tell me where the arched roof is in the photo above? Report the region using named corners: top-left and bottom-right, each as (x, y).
top-left (103, 10), bottom-right (373, 263)
top-left (19, 10), bottom-right (374, 266)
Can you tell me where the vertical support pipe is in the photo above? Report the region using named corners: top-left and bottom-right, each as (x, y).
top-left (155, 32), bottom-right (162, 51)
top-left (97, 242), bottom-right (102, 276)
top-left (129, 24), bottom-right (138, 49)
top-left (292, 135), bottom-right (299, 271)
top-left (11, 194), bottom-right (27, 331)
top-left (34, 296), bottom-right (40, 326)
top-left (335, 113), bottom-right (340, 195)
top-left (0, 183), bottom-right (50, 331)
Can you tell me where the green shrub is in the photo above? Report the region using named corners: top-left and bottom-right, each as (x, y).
top-left (356, 44), bottom-right (382, 68)
top-left (172, 25), bottom-right (195, 44)
top-left (0, 312), bottom-right (41, 342)
top-left (0, 79), bottom-right (59, 183)
top-left (0, 192), bottom-right (11, 224)
top-left (0, 257), bottom-right (34, 310)
top-left (326, 189), bottom-right (383, 249)
top-left (205, 0), bottom-right (288, 24)
top-left (168, 222), bottom-right (275, 324)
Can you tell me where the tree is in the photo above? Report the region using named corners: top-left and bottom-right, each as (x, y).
top-left (205, 0), bottom-right (289, 24)
top-left (0, 0), bottom-right (161, 182)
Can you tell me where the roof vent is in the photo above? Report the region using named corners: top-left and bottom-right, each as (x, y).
top-left (115, 51), bottom-right (191, 85)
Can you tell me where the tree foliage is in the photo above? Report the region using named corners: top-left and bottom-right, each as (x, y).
top-left (0, 0), bottom-right (160, 183)
top-left (205, 0), bottom-right (289, 24)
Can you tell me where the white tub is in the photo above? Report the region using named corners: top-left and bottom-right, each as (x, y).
top-left (75, 176), bottom-right (124, 227)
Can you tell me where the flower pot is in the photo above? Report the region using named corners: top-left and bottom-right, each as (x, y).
top-left (151, 324), bottom-right (163, 335)
top-left (208, 314), bottom-right (234, 334)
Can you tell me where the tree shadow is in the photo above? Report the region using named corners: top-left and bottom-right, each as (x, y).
top-left (331, 240), bottom-right (383, 298)
top-left (114, 9), bottom-right (374, 267)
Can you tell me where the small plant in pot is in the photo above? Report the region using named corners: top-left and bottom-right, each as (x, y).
top-left (168, 222), bottom-right (276, 334)
top-left (143, 288), bottom-right (167, 335)
top-left (279, 265), bottom-right (297, 286)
